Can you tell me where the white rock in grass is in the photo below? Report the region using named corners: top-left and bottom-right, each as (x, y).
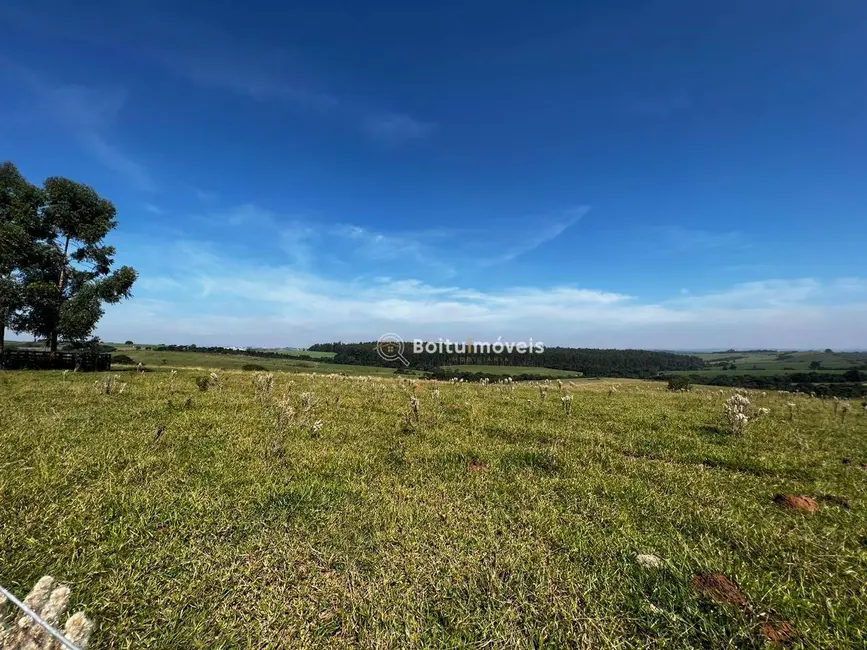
top-left (636, 553), bottom-right (663, 568)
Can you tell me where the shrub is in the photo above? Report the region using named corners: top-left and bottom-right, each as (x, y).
top-left (667, 376), bottom-right (691, 392)
top-left (242, 363), bottom-right (268, 371)
top-left (112, 354), bottom-right (136, 365)
top-left (195, 375), bottom-right (210, 391)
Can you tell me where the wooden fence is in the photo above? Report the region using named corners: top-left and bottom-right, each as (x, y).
top-left (1, 350), bottom-right (112, 371)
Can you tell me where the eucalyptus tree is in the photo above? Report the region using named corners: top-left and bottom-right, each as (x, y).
top-left (14, 177), bottom-right (137, 352)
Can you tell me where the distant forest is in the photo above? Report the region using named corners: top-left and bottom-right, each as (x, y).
top-left (658, 370), bottom-right (867, 398)
top-left (308, 342), bottom-right (706, 377)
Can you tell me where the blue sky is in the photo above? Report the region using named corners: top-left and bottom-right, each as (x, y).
top-left (2, 0), bottom-right (866, 348)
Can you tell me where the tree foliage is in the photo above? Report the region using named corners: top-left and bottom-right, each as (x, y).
top-left (1, 162), bottom-right (137, 355)
top-left (0, 162), bottom-right (45, 360)
top-left (309, 341), bottom-right (707, 377)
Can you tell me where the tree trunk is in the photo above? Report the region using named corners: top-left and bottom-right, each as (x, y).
top-left (51, 235), bottom-right (70, 355)
top-left (0, 315), bottom-right (5, 369)
top-left (57, 235), bottom-right (70, 292)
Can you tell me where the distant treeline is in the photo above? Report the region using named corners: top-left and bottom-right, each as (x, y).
top-left (146, 344), bottom-right (318, 362)
top-left (659, 370), bottom-right (867, 398)
top-left (308, 342), bottom-right (706, 377)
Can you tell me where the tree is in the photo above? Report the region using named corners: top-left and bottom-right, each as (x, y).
top-left (809, 360), bottom-right (821, 370)
top-left (0, 162), bottom-right (44, 363)
top-left (14, 177), bottom-right (137, 352)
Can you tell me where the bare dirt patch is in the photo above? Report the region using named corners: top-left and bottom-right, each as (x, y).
top-left (693, 573), bottom-right (748, 608)
top-left (468, 460), bottom-right (490, 472)
top-left (759, 614), bottom-right (798, 646)
top-left (773, 494), bottom-right (819, 513)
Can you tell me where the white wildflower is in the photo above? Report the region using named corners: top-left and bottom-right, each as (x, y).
top-left (254, 372), bottom-right (275, 402)
top-left (723, 394), bottom-right (750, 433)
top-left (64, 611), bottom-right (94, 647)
top-left (636, 553), bottom-right (663, 568)
top-left (840, 402), bottom-right (851, 422)
top-left (1, 576), bottom-right (93, 649)
top-left (561, 394), bottom-right (573, 416)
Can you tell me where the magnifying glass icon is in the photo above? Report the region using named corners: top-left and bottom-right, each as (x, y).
top-left (376, 333), bottom-right (409, 366)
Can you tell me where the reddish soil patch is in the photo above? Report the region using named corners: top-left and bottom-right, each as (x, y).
top-left (469, 461), bottom-right (490, 472)
top-left (773, 494), bottom-right (820, 513)
top-left (444, 404), bottom-right (460, 411)
top-left (759, 615), bottom-right (798, 646)
top-left (693, 573), bottom-right (748, 608)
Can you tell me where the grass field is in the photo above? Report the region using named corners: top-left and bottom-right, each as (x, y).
top-left (111, 348), bottom-right (419, 377)
top-left (443, 364), bottom-right (583, 378)
top-left (2, 371), bottom-right (865, 648)
top-left (676, 351), bottom-right (867, 377)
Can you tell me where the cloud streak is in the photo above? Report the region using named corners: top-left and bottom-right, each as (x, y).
top-left (362, 113), bottom-right (436, 146)
top-left (481, 206), bottom-right (590, 265)
top-left (98, 235), bottom-right (867, 349)
top-left (149, 37), bottom-right (433, 145)
top-left (0, 57), bottom-right (154, 191)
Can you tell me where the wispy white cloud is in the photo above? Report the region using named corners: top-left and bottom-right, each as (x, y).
top-left (0, 57), bottom-right (154, 191)
top-left (79, 132), bottom-right (153, 191)
top-left (143, 203), bottom-right (164, 215)
top-left (332, 223), bottom-right (437, 265)
top-left (198, 202), bottom-right (593, 276)
top-left (1, 7), bottom-right (434, 148)
top-left (665, 227), bottom-right (750, 252)
top-left (666, 279), bottom-right (822, 309)
top-left (98, 235), bottom-right (867, 349)
top-left (363, 113), bottom-right (436, 146)
top-left (480, 206), bottom-right (590, 265)
top-left (149, 35), bottom-right (433, 145)
top-left (151, 46), bottom-right (339, 113)
top-left (192, 187), bottom-right (219, 202)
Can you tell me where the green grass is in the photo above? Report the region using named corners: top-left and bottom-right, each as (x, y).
top-left (443, 364), bottom-right (583, 377)
top-left (111, 348), bottom-right (417, 377)
top-left (1, 372), bottom-right (866, 648)
top-left (670, 367), bottom-right (850, 377)
top-left (692, 350), bottom-right (867, 375)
